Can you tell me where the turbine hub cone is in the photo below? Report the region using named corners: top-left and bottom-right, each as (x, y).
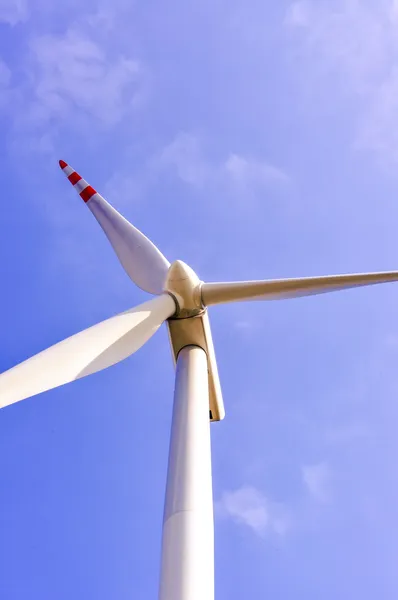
top-left (164, 261), bottom-right (204, 318)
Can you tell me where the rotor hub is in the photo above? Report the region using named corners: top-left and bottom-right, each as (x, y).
top-left (164, 260), bottom-right (204, 318)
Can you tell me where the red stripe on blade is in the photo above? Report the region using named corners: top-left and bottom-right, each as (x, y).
top-left (68, 172), bottom-right (82, 185)
top-left (80, 186), bottom-right (97, 203)
top-left (59, 159), bottom-right (68, 169)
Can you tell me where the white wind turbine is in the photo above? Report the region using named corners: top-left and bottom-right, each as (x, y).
top-left (1, 160), bottom-right (398, 599)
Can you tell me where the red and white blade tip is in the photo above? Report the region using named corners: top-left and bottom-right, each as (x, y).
top-left (58, 159), bottom-right (97, 203)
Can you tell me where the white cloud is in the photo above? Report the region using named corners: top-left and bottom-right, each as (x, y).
top-left (224, 153), bottom-right (288, 186)
top-left (285, 0), bottom-right (310, 28)
top-left (234, 320), bottom-right (254, 331)
top-left (159, 132), bottom-right (211, 186)
top-left (158, 132), bottom-right (288, 190)
top-left (0, 0), bottom-right (27, 25)
top-left (0, 58), bottom-right (12, 111)
top-left (104, 171), bottom-right (144, 208)
top-left (355, 67), bottom-right (398, 165)
top-left (325, 422), bottom-right (370, 444)
top-left (28, 28), bottom-right (141, 126)
top-left (302, 462), bottom-right (331, 503)
top-left (285, 0), bottom-right (389, 86)
top-left (85, 6), bottom-right (117, 31)
top-left (285, 0), bottom-right (398, 167)
top-left (217, 485), bottom-right (289, 537)
top-left (0, 14), bottom-right (145, 155)
top-left (0, 57), bottom-right (11, 87)
top-left (391, 0), bottom-right (398, 21)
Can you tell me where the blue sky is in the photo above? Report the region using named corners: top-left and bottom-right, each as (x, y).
top-left (1, 0), bottom-right (398, 597)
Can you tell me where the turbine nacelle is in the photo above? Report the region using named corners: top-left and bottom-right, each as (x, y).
top-left (163, 261), bottom-right (225, 420)
top-left (164, 260), bottom-right (204, 318)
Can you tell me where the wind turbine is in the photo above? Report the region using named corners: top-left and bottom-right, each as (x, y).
top-left (1, 160), bottom-right (398, 599)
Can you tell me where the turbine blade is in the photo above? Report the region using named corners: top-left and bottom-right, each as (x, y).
top-left (0, 294), bottom-right (176, 409)
top-left (59, 160), bottom-right (170, 295)
top-left (201, 271), bottom-right (398, 306)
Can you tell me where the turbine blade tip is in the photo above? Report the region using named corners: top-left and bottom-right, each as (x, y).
top-left (59, 159), bottom-right (68, 169)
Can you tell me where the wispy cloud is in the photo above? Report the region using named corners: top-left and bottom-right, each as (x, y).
top-left (157, 131), bottom-right (289, 191)
top-left (0, 57), bottom-right (11, 87)
top-left (285, 0), bottom-right (398, 167)
top-left (302, 462), bottom-right (331, 504)
top-left (1, 12), bottom-right (145, 154)
top-left (0, 0), bottom-right (28, 25)
top-left (233, 319), bottom-right (256, 332)
top-left (158, 132), bottom-right (211, 186)
top-left (224, 153), bottom-right (288, 187)
top-left (325, 422), bottom-right (370, 444)
top-left (104, 171), bottom-right (144, 208)
top-left (0, 57), bottom-right (15, 112)
top-left (285, 0), bottom-right (389, 87)
top-left (27, 28), bottom-right (141, 127)
top-left (217, 485), bottom-right (289, 538)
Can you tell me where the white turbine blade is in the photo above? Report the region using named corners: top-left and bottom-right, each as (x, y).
top-left (0, 294), bottom-right (176, 409)
top-left (201, 271), bottom-right (398, 306)
top-left (59, 160), bottom-right (170, 295)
